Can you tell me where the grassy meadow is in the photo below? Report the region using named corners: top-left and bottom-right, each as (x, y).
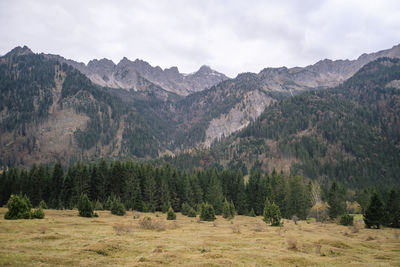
top-left (0, 208), bottom-right (399, 266)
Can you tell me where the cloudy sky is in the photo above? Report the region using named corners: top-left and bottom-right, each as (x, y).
top-left (0, 0), bottom-right (399, 77)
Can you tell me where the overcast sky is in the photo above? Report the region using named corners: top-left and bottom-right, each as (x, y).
top-left (0, 0), bottom-right (399, 77)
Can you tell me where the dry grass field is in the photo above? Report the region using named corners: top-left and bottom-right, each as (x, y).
top-left (0, 208), bottom-right (399, 266)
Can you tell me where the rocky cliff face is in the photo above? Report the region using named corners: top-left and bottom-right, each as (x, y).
top-left (44, 54), bottom-right (228, 96)
top-left (258, 44), bottom-right (400, 93)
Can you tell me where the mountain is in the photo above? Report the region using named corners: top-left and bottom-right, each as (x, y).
top-left (164, 57), bottom-right (400, 188)
top-left (44, 54), bottom-right (228, 96)
top-left (1, 44), bottom-right (400, 180)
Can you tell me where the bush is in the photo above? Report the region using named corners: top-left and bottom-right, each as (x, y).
top-left (269, 203), bottom-right (282, 226)
top-left (94, 200), bottom-right (103, 210)
top-left (249, 208), bottom-right (256, 217)
top-left (138, 216), bottom-right (165, 231)
top-left (4, 194), bottom-right (31, 220)
top-left (339, 214), bottom-right (354, 226)
top-left (200, 203), bottom-right (216, 221)
top-left (181, 203), bottom-right (192, 216)
top-left (187, 207), bottom-right (197, 217)
top-left (31, 208), bottom-right (45, 219)
top-left (167, 207), bottom-right (176, 220)
top-left (222, 199), bottom-right (235, 219)
top-left (111, 198), bottom-right (126, 216)
top-left (77, 194), bottom-right (94, 217)
top-left (39, 200), bottom-right (48, 209)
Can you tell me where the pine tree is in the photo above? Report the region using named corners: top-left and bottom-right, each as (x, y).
top-left (222, 199), bottom-right (232, 219)
top-left (328, 182), bottom-right (346, 219)
top-left (249, 208), bottom-right (256, 217)
top-left (111, 197), bottom-right (126, 216)
top-left (50, 161), bottom-right (64, 208)
top-left (364, 193), bottom-right (384, 229)
top-left (77, 194), bottom-right (94, 217)
top-left (206, 172), bottom-right (224, 215)
top-left (269, 203), bottom-right (282, 226)
top-left (200, 203), bottom-right (216, 221)
top-left (167, 206), bottom-right (176, 220)
top-left (385, 189), bottom-right (400, 228)
top-left (236, 179), bottom-right (248, 215)
top-left (4, 194), bottom-right (31, 219)
top-left (263, 197), bottom-right (272, 223)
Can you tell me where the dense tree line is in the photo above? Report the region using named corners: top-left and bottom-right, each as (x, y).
top-left (0, 160), bottom-right (399, 227)
top-left (0, 160), bottom-right (310, 218)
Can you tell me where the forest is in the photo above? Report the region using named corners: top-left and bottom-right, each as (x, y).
top-left (1, 159), bottom-right (399, 227)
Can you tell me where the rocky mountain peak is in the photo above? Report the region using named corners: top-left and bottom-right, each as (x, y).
top-left (6, 45), bottom-right (33, 57)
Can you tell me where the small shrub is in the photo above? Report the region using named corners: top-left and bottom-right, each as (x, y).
top-left (31, 208), bottom-right (45, 219)
top-left (249, 208), bottom-right (256, 217)
top-left (4, 194), bottom-right (31, 220)
top-left (222, 199), bottom-right (235, 219)
top-left (181, 203), bottom-right (192, 216)
top-left (231, 224), bottom-right (241, 233)
top-left (339, 214), bottom-right (354, 226)
top-left (254, 223), bottom-right (263, 232)
top-left (94, 200), bottom-right (103, 210)
top-left (111, 198), bottom-right (126, 216)
top-left (200, 203), bottom-right (216, 221)
top-left (138, 216), bottom-right (165, 231)
top-left (287, 236), bottom-right (297, 250)
top-left (39, 226), bottom-right (47, 234)
top-left (167, 207), bottom-right (176, 220)
top-left (349, 225), bottom-right (359, 233)
top-left (292, 215), bottom-right (299, 225)
top-left (113, 223), bottom-right (133, 235)
top-left (187, 208), bottom-right (197, 217)
top-left (133, 211), bottom-right (141, 219)
top-left (39, 200), bottom-right (48, 209)
top-left (77, 194), bottom-right (94, 217)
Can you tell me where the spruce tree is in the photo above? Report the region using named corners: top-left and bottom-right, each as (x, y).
top-left (328, 182), bottom-right (346, 219)
top-left (4, 194), bottom-right (31, 219)
top-left (77, 194), bottom-right (94, 217)
top-left (111, 197), bottom-right (126, 216)
top-left (206, 173), bottom-right (224, 215)
top-left (200, 203), bottom-right (216, 221)
top-left (364, 193), bottom-right (384, 229)
top-left (263, 197), bottom-right (272, 224)
top-left (222, 199), bottom-right (232, 219)
top-left (385, 189), bottom-right (400, 228)
top-left (269, 203), bottom-right (282, 226)
top-left (167, 206), bottom-right (176, 220)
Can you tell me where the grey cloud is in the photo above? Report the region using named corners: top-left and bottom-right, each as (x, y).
top-left (0, 0), bottom-right (399, 77)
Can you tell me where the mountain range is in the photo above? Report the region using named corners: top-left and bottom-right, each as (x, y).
top-left (1, 44), bottom-right (400, 187)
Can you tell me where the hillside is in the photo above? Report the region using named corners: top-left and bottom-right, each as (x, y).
top-left (164, 58), bottom-right (400, 188)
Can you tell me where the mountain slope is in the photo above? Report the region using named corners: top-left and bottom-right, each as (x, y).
top-left (163, 58), bottom-right (400, 188)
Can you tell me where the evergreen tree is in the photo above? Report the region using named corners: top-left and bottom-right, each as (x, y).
top-left (269, 203), bottom-right (282, 226)
top-left (51, 161), bottom-right (64, 208)
top-left (205, 172), bottom-right (224, 215)
top-left (236, 179), bottom-right (248, 215)
top-left (263, 197), bottom-right (272, 224)
top-left (385, 189), bottom-right (400, 228)
top-left (249, 208), bottom-right (256, 217)
top-left (4, 194), bottom-right (31, 219)
top-left (89, 164), bottom-right (101, 203)
top-left (364, 193), bottom-right (384, 229)
top-left (328, 182), bottom-right (346, 219)
top-left (200, 203), bottom-right (216, 221)
top-left (77, 194), bottom-right (94, 217)
top-left (229, 200), bottom-right (235, 218)
top-left (167, 206), bottom-right (176, 220)
top-left (222, 199), bottom-right (232, 219)
top-left (110, 197), bottom-right (126, 216)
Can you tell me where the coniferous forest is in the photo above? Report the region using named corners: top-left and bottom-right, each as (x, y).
top-left (1, 160), bottom-right (399, 227)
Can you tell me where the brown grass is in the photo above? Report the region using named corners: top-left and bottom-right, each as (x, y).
top-left (112, 223), bottom-right (134, 235)
top-left (0, 208), bottom-right (399, 266)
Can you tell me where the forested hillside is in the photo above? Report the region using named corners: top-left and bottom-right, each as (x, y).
top-left (162, 58), bottom-right (400, 188)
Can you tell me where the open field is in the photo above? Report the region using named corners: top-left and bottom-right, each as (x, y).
top-left (0, 208), bottom-right (399, 266)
